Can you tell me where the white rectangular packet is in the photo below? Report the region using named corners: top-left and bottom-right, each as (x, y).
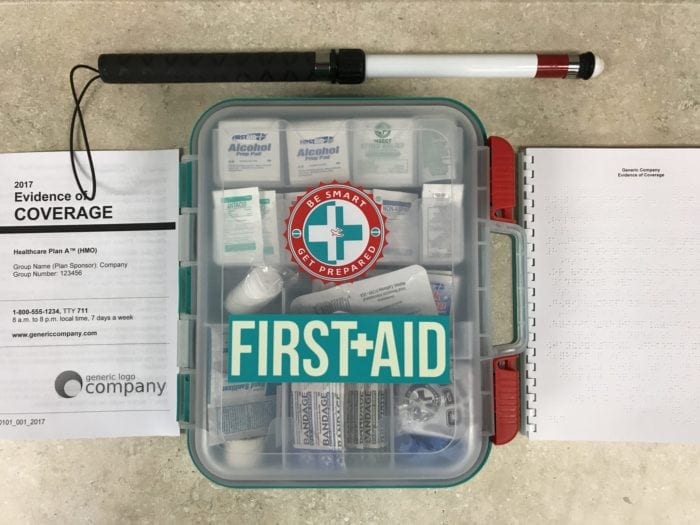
top-left (217, 119), bottom-right (281, 185)
top-left (290, 265), bottom-right (437, 315)
top-left (287, 120), bottom-right (350, 185)
top-left (428, 271), bottom-right (456, 316)
top-left (212, 187), bottom-right (263, 266)
top-left (259, 190), bottom-right (280, 264)
top-left (373, 189), bottom-right (419, 264)
top-left (421, 184), bottom-right (464, 264)
top-left (416, 118), bottom-right (463, 183)
top-left (352, 118), bottom-right (415, 187)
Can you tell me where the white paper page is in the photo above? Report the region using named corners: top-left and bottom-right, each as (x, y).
top-left (0, 150), bottom-right (180, 439)
top-left (525, 148), bottom-right (700, 442)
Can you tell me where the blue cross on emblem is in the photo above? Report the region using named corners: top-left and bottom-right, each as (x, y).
top-left (305, 202), bottom-right (364, 264)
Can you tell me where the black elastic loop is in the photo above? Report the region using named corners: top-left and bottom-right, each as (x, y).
top-left (69, 65), bottom-right (101, 201)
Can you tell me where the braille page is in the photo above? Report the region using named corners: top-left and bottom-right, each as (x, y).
top-left (523, 148), bottom-right (700, 442)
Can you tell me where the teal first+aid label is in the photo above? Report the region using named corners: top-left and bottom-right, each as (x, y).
top-left (228, 314), bottom-right (450, 384)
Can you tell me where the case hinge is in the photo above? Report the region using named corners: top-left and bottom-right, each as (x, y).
top-left (179, 156), bottom-right (198, 210)
top-left (176, 372), bottom-right (193, 429)
top-left (178, 264), bottom-right (197, 316)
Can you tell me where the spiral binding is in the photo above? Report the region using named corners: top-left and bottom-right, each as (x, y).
top-left (522, 153), bottom-right (537, 435)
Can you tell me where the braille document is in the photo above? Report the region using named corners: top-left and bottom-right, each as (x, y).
top-left (523, 148), bottom-right (700, 442)
top-left (0, 150), bottom-right (180, 439)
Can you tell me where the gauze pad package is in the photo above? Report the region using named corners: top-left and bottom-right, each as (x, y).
top-left (212, 187), bottom-right (263, 266)
top-left (416, 118), bottom-right (463, 183)
top-left (352, 118), bottom-right (415, 187)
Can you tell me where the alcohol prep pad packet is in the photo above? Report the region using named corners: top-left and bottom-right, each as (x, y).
top-left (287, 120), bottom-right (350, 186)
top-left (217, 119), bottom-right (282, 185)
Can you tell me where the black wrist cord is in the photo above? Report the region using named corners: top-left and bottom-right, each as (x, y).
top-left (69, 64), bottom-right (101, 201)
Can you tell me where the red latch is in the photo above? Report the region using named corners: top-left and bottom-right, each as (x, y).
top-left (488, 136), bottom-right (520, 445)
top-left (492, 356), bottom-right (520, 445)
top-left (488, 136), bottom-right (516, 224)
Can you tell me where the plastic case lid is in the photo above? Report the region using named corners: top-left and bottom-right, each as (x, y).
top-left (177, 98), bottom-right (527, 488)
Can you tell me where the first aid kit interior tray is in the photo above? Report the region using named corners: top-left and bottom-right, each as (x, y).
top-left (177, 98), bottom-right (527, 487)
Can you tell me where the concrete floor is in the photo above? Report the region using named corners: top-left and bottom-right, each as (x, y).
top-left (0, 1), bottom-right (698, 523)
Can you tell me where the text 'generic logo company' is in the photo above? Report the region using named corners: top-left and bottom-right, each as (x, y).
top-left (286, 182), bottom-right (387, 283)
top-left (55, 370), bottom-right (83, 398)
top-left (54, 371), bottom-right (167, 399)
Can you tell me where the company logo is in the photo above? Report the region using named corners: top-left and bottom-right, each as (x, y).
top-left (285, 182), bottom-right (387, 283)
top-left (232, 132), bottom-right (267, 141)
top-left (374, 122), bottom-right (392, 141)
top-left (55, 370), bottom-right (83, 398)
top-left (300, 135), bottom-right (334, 145)
top-left (54, 371), bottom-right (167, 399)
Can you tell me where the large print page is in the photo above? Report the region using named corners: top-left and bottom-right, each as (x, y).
top-left (0, 150), bottom-right (180, 439)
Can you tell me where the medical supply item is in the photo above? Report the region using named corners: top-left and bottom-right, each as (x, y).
top-left (224, 266), bottom-right (284, 314)
top-left (290, 265), bottom-right (437, 315)
top-left (206, 327), bottom-right (277, 467)
top-left (287, 120), bottom-right (350, 185)
top-left (372, 189), bottom-right (419, 264)
top-left (290, 382), bottom-right (346, 470)
top-left (417, 118), bottom-right (462, 183)
top-left (428, 271), bottom-right (455, 316)
top-left (421, 184), bottom-right (465, 264)
top-left (259, 190), bottom-right (280, 263)
top-left (217, 119), bottom-right (281, 185)
top-left (212, 187), bottom-right (264, 266)
top-left (352, 118), bottom-right (415, 187)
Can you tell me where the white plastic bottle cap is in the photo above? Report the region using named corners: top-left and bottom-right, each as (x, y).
top-left (225, 266), bottom-right (284, 314)
top-left (222, 436), bottom-right (266, 468)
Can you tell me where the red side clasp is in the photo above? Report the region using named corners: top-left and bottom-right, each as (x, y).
top-left (488, 136), bottom-right (520, 445)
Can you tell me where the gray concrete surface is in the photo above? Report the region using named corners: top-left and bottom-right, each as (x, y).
top-left (0, 1), bottom-right (699, 523)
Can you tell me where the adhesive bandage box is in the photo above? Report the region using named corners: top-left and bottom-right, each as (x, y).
top-left (217, 119), bottom-right (281, 185)
top-left (287, 120), bottom-right (350, 186)
top-left (352, 118), bottom-right (415, 186)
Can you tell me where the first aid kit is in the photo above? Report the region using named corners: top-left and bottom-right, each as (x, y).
top-left (177, 98), bottom-right (528, 487)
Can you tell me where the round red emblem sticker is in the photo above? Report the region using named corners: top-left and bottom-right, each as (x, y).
top-left (285, 182), bottom-right (387, 283)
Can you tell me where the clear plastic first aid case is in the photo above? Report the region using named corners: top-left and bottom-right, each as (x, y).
top-left (177, 98), bottom-right (528, 487)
